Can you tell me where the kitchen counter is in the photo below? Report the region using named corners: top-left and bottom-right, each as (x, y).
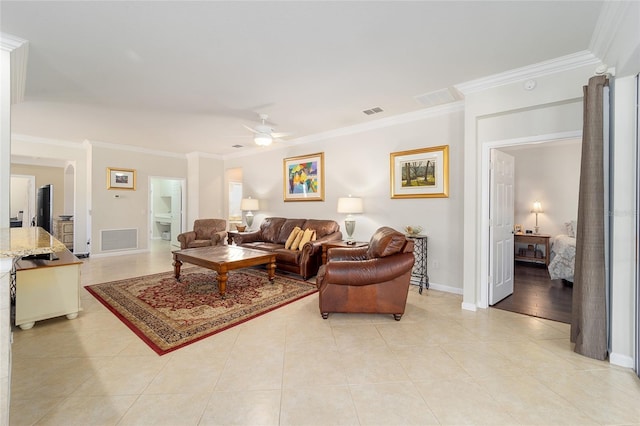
top-left (0, 227), bottom-right (66, 258)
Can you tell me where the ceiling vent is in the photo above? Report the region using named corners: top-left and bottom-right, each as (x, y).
top-left (363, 107), bottom-right (384, 116)
top-left (414, 88), bottom-right (458, 107)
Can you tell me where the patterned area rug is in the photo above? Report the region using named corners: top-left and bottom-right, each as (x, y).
top-left (85, 267), bottom-right (317, 355)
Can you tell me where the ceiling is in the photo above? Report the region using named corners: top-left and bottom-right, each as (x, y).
top-left (1, 1), bottom-right (605, 157)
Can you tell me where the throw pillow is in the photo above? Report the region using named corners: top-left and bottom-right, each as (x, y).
top-left (290, 228), bottom-right (305, 250)
top-left (285, 227), bottom-right (302, 249)
top-left (297, 228), bottom-right (316, 250)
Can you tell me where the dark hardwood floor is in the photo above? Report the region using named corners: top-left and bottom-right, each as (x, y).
top-left (492, 261), bottom-right (573, 323)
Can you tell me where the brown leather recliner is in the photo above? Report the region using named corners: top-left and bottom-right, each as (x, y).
top-left (316, 226), bottom-right (415, 321)
top-left (177, 219), bottom-right (227, 249)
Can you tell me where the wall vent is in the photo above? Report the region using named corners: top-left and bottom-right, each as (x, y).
top-left (414, 88), bottom-right (458, 107)
top-left (100, 228), bottom-right (138, 251)
top-left (363, 106), bottom-right (384, 115)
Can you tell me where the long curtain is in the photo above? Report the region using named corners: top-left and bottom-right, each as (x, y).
top-left (571, 75), bottom-right (609, 360)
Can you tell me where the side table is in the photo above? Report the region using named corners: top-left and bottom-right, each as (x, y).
top-left (321, 240), bottom-right (368, 264)
top-left (406, 234), bottom-right (428, 294)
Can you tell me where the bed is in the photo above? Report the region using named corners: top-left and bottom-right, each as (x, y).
top-left (547, 220), bottom-right (577, 282)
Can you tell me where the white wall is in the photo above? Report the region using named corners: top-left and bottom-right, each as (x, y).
top-left (501, 140), bottom-right (581, 237)
top-left (225, 105), bottom-right (466, 292)
top-left (90, 144), bottom-right (188, 254)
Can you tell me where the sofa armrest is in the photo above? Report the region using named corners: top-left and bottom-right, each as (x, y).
top-left (212, 230), bottom-right (227, 245)
top-left (231, 231), bottom-right (261, 245)
top-left (299, 231), bottom-right (343, 263)
top-left (318, 253), bottom-right (415, 287)
top-left (177, 231), bottom-right (196, 249)
top-left (326, 246), bottom-right (368, 262)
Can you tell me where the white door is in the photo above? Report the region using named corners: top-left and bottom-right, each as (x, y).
top-left (489, 149), bottom-right (515, 305)
top-left (170, 181), bottom-right (182, 247)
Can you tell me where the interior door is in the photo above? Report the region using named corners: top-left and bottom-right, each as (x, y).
top-left (489, 149), bottom-right (515, 305)
top-left (170, 180), bottom-right (182, 247)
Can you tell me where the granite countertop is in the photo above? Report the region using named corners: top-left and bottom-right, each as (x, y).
top-left (0, 227), bottom-right (67, 258)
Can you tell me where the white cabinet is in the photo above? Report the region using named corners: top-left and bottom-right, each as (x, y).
top-left (14, 249), bottom-right (81, 330)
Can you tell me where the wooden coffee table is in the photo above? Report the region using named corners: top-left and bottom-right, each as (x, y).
top-left (172, 246), bottom-right (276, 298)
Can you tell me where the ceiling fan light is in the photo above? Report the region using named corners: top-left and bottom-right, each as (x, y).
top-left (254, 133), bottom-right (272, 146)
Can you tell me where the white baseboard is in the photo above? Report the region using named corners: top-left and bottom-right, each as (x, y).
top-left (609, 352), bottom-right (635, 368)
top-left (91, 248), bottom-right (150, 258)
top-left (410, 281), bottom-right (463, 295)
top-left (461, 302), bottom-right (477, 311)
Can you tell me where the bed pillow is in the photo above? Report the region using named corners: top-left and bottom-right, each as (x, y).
top-left (564, 220), bottom-right (577, 238)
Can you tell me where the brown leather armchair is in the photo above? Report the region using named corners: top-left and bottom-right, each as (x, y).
top-left (177, 219), bottom-right (227, 249)
top-left (316, 226), bottom-right (415, 320)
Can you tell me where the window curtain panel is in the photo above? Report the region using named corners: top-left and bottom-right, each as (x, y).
top-left (571, 74), bottom-right (609, 360)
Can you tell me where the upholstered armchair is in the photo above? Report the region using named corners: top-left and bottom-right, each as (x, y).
top-left (316, 226), bottom-right (415, 320)
top-left (177, 219), bottom-right (227, 249)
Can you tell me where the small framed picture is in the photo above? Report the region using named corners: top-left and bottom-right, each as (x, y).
top-left (514, 224), bottom-right (523, 234)
top-left (107, 167), bottom-right (136, 190)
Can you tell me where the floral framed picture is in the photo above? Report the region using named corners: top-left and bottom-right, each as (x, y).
top-left (283, 152), bottom-right (325, 201)
top-left (390, 145), bottom-right (449, 198)
top-left (107, 167), bottom-right (136, 190)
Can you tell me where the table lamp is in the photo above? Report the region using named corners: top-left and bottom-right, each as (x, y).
top-left (337, 195), bottom-right (363, 244)
top-left (240, 197), bottom-right (259, 229)
top-left (531, 201), bottom-right (543, 234)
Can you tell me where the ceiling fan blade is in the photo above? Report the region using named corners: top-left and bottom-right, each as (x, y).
top-left (271, 132), bottom-right (291, 138)
top-left (242, 124), bottom-right (259, 134)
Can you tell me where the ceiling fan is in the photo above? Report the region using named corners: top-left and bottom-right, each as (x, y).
top-left (243, 113), bottom-right (291, 146)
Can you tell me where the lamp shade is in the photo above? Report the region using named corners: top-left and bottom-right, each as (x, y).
top-left (531, 201), bottom-right (543, 213)
top-left (240, 198), bottom-right (259, 211)
top-left (254, 133), bottom-right (272, 146)
top-left (337, 196), bottom-right (363, 214)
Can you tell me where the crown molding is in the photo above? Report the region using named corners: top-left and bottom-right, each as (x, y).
top-left (13, 133), bottom-right (83, 149)
top-left (589, 1), bottom-right (632, 61)
top-left (455, 51), bottom-right (601, 95)
top-left (87, 139), bottom-right (187, 159)
top-left (292, 101), bottom-right (465, 145)
top-left (1, 33), bottom-right (29, 104)
top-left (222, 101), bottom-right (465, 160)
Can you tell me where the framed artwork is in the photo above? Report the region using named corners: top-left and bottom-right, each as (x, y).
top-left (283, 152), bottom-right (325, 201)
top-left (107, 167), bottom-right (136, 190)
top-left (390, 145), bottom-right (449, 198)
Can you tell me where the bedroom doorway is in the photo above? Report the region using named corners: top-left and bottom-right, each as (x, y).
top-left (483, 132), bottom-right (582, 322)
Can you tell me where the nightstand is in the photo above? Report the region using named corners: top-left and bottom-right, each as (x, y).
top-left (514, 233), bottom-right (550, 266)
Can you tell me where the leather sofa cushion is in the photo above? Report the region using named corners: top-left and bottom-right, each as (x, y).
top-left (367, 226), bottom-right (406, 258)
top-left (301, 219), bottom-right (340, 239)
top-left (259, 217), bottom-right (288, 243)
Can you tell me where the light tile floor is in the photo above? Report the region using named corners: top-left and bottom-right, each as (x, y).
top-left (9, 240), bottom-right (640, 425)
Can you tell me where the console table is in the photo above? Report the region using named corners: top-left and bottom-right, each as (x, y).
top-left (406, 234), bottom-right (428, 294)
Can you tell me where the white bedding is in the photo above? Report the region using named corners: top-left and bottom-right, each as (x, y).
top-left (548, 234), bottom-right (576, 282)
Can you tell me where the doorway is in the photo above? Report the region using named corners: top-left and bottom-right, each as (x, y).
top-left (10, 174), bottom-right (35, 227)
top-left (149, 177), bottom-right (186, 249)
top-left (482, 132), bottom-right (582, 314)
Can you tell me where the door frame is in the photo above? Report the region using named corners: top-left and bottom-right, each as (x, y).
top-left (148, 176), bottom-right (187, 247)
top-left (479, 130), bottom-right (581, 309)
